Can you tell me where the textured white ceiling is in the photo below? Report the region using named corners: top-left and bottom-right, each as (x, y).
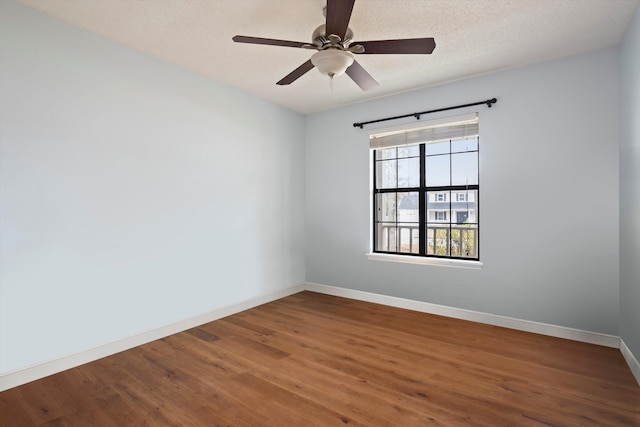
top-left (17, 0), bottom-right (640, 114)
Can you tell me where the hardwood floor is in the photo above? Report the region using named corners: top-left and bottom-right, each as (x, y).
top-left (1, 291), bottom-right (639, 426)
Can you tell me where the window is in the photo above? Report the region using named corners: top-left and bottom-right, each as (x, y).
top-left (435, 211), bottom-right (448, 221)
top-left (371, 113), bottom-right (479, 260)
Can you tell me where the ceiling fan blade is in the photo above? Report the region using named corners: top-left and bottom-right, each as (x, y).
top-left (354, 38), bottom-right (436, 54)
top-left (326, 0), bottom-right (356, 40)
top-left (346, 60), bottom-right (378, 91)
top-left (277, 60), bottom-right (315, 85)
top-left (233, 35), bottom-right (308, 49)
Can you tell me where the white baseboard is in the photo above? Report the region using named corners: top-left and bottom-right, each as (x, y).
top-left (0, 284), bottom-right (305, 392)
top-left (620, 339), bottom-right (640, 386)
top-left (305, 282), bottom-right (621, 349)
top-left (2, 282), bottom-right (634, 392)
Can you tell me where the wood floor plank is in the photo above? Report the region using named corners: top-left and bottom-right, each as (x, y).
top-left (196, 323), bottom-right (465, 425)
top-left (1, 291), bottom-right (638, 426)
top-left (0, 389), bottom-right (35, 425)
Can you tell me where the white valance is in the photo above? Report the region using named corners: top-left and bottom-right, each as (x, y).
top-left (369, 112), bottom-right (479, 150)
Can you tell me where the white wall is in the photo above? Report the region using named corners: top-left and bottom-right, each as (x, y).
top-left (620, 5), bottom-right (640, 359)
top-left (0, 1), bottom-right (305, 374)
top-left (306, 48), bottom-right (620, 335)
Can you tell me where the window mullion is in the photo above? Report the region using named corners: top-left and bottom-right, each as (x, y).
top-left (372, 152), bottom-right (378, 252)
top-left (448, 139), bottom-right (453, 257)
top-left (476, 135), bottom-right (480, 260)
top-left (395, 148), bottom-right (399, 253)
top-left (418, 143), bottom-right (426, 255)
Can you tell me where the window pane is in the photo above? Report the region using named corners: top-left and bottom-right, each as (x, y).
top-left (450, 228), bottom-right (461, 256)
top-left (426, 141), bottom-right (449, 155)
top-left (427, 227), bottom-right (449, 256)
top-left (398, 223), bottom-right (419, 254)
top-left (376, 223), bottom-right (396, 252)
top-left (397, 158), bottom-right (420, 188)
top-left (376, 159), bottom-right (397, 188)
top-left (426, 154), bottom-right (450, 186)
top-left (426, 191), bottom-right (450, 224)
top-left (451, 152), bottom-right (478, 185)
top-left (451, 189), bottom-right (478, 224)
top-left (426, 228), bottom-right (435, 255)
top-left (451, 137), bottom-right (478, 153)
top-left (397, 144), bottom-right (420, 158)
top-left (397, 192), bottom-right (419, 222)
top-left (375, 193), bottom-right (396, 222)
top-left (376, 147), bottom-right (396, 160)
top-left (451, 224), bottom-right (478, 258)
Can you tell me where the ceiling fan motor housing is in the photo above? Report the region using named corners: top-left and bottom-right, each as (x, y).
top-left (312, 24), bottom-right (354, 49)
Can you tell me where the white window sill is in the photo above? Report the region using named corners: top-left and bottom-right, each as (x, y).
top-left (366, 253), bottom-right (483, 269)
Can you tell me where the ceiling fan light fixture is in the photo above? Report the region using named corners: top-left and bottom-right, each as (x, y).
top-left (310, 49), bottom-right (354, 78)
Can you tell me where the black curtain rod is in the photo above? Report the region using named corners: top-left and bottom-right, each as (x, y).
top-left (353, 97), bottom-right (497, 129)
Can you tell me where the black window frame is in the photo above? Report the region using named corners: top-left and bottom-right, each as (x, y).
top-left (372, 137), bottom-right (480, 261)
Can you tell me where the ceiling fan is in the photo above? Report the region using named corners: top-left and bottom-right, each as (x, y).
top-left (232, 0), bottom-right (436, 91)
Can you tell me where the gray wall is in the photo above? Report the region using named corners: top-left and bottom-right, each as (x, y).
top-left (620, 6), bottom-right (640, 358)
top-left (306, 48), bottom-right (620, 335)
top-left (0, 1), bottom-right (306, 374)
